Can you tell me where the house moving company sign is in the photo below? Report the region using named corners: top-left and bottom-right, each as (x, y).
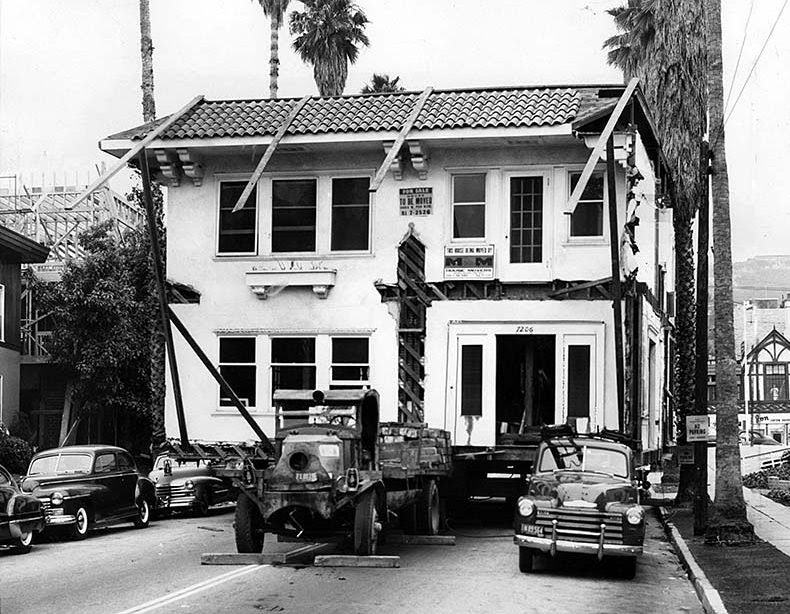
top-left (444, 245), bottom-right (494, 279)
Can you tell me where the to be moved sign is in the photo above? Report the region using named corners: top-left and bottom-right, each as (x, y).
top-left (444, 244), bottom-right (494, 279)
top-left (399, 187), bottom-right (432, 216)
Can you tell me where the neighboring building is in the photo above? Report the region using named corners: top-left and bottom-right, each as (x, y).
top-left (0, 225), bottom-right (49, 430)
top-left (100, 84), bottom-right (676, 462)
top-left (0, 179), bottom-right (143, 449)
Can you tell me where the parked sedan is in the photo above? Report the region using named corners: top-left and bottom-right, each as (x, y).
top-left (0, 464), bottom-right (44, 553)
top-left (149, 454), bottom-right (236, 516)
top-left (21, 445), bottom-right (156, 539)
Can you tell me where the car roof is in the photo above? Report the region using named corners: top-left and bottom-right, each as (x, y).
top-left (541, 437), bottom-right (631, 452)
top-left (32, 445), bottom-right (129, 457)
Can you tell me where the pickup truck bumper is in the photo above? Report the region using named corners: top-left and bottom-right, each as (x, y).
top-left (514, 533), bottom-right (643, 558)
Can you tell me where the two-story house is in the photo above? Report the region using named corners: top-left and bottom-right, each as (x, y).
top-left (100, 84), bottom-right (675, 462)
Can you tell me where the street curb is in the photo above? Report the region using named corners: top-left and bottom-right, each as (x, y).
top-left (658, 506), bottom-right (728, 614)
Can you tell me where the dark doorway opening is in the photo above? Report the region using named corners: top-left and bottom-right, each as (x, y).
top-left (496, 335), bottom-right (555, 442)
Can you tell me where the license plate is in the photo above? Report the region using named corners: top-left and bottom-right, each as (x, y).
top-left (521, 523), bottom-right (543, 537)
top-left (295, 472), bottom-right (317, 482)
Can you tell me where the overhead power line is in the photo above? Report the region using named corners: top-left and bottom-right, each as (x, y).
top-left (723, 0), bottom-right (755, 114)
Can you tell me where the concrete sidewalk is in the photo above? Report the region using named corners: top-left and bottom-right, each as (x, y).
top-left (743, 486), bottom-right (790, 556)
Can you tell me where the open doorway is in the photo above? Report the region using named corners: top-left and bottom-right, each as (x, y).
top-left (496, 335), bottom-right (555, 441)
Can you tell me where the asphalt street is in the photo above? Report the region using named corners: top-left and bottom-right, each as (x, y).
top-left (0, 504), bottom-right (702, 614)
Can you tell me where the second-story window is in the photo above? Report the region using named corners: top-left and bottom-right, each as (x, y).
top-left (219, 337), bottom-right (256, 408)
top-left (509, 176), bottom-right (543, 263)
top-left (569, 172), bottom-right (604, 238)
top-left (331, 177), bottom-right (370, 251)
top-left (452, 174), bottom-right (486, 239)
top-left (272, 179), bottom-right (317, 252)
top-left (218, 182), bottom-right (257, 255)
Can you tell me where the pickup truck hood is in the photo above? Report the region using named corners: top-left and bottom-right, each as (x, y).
top-left (529, 473), bottom-right (636, 509)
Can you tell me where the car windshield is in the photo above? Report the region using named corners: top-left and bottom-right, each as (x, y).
top-left (537, 444), bottom-right (629, 478)
top-left (276, 404), bottom-right (357, 429)
top-left (154, 456), bottom-right (211, 470)
top-left (29, 453), bottom-right (93, 476)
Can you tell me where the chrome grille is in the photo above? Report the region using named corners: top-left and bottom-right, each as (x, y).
top-left (535, 507), bottom-right (623, 544)
top-left (155, 484), bottom-right (195, 507)
top-left (38, 498), bottom-right (52, 520)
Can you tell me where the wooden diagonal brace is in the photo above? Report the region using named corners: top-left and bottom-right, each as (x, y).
top-left (369, 87), bottom-right (434, 193)
top-left (231, 95), bottom-right (311, 213)
top-left (69, 95), bottom-right (205, 209)
top-left (565, 78), bottom-right (639, 214)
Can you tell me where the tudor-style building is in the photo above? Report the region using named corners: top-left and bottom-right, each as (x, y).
top-left (100, 84), bottom-right (676, 462)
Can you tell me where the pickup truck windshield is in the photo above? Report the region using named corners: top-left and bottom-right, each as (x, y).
top-left (29, 454), bottom-right (92, 476)
top-left (538, 445), bottom-right (629, 478)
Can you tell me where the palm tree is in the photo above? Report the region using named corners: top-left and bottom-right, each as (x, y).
top-left (289, 0), bottom-right (370, 96)
top-left (605, 0), bottom-right (707, 501)
top-left (704, 0), bottom-right (753, 543)
top-left (254, 0), bottom-right (291, 98)
top-left (361, 73), bottom-right (404, 94)
top-left (139, 0), bottom-right (155, 122)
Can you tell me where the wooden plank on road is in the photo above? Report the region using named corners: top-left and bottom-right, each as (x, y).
top-left (201, 542), bottom-right (336, 566)
top-left (313, 555), bottom-right (401, 568)
top-left (387, 534), bottom-right (456, 546)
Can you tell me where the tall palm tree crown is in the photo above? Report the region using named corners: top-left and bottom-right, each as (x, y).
top-left (255, 0), bottom-right (291, 98)
top-left (290, 0), bottom-right (370, 96)
top-left (361, 73), bottom-right (404, 94)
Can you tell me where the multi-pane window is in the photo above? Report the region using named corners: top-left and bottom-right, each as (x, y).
top-left (509, 176), bottom-right (543, 263)
top-left (217, 182), bottom-right (257, 254)
top-left (764, 363), bottom-right (788, 400)
top-left (452, 174), bottom-right (486, 239)
top-left (331, 178), bottom-right (370, 251)
top-left (569, 172), bottom-right (604, 237)
top-left (271, 338), bottom-right (316, 396)
top-left (219, 337), bottom-right (256, 407)
top-left (331, 338), bottom-right (370, 389)
top-left (272, 179), bottom-right (317, 252)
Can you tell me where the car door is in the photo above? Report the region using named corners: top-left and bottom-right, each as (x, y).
top-left (92, 452), bottom-right (121, 521)
top-left (115, 452), bottom-right (139, 515)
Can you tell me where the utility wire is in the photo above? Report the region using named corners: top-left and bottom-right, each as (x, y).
top-left (723, 0), bottom-right (755, 115)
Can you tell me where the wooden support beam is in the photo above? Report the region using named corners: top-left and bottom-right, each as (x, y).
top-left (69, 95), bottom-right (204, 209)
top-left (606, 136), bottom-right (626, 428)
top-left (566, 79), bottom-right (639, 214)
top-left (370, 88), bottom-right (433, 192)
top-left (387, 534), bottom-right (455, 546)
top-left (231, 95), bottom-right (311, 213)
top-left (313, 555), bottom-right (400, 568)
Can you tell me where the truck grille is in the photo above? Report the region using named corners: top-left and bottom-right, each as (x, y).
top-left (155, 485), bottom-right (195, 507)
top-left (535, 507), bottom-right (623, 544)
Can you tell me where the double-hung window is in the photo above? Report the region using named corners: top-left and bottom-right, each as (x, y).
top-left (569, 172), bottom-right (604, 238)
top-left (219, 337), bottom-right (257, 408)
top-left (452, 174), bottom-right (486, 239)
top-left (272, 179), bottom-right (317, 252)
top-left (217, 182), bottom-right (257, 254)
top-left (330, 338), bottom-right (370, 389)
top-left (331, 178), bottom-right (370, 251)
top-left (271, 338), bottom-right (316, 398)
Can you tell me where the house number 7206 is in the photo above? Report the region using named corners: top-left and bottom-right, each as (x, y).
top-left (515, 326), bottom-right (534, 333)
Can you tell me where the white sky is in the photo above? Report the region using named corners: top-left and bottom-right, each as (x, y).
top-left (0, 0), bottom-right (788, 260)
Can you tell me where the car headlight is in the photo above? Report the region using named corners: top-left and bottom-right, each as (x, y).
top-left (50, 491), bottom-right (64, 506)
top-left (517, 497), bottom-right (535, 517)
top-left (184, 480), bottom-right (195, 490)
top-left (626, 506), bottom-right (644, 525)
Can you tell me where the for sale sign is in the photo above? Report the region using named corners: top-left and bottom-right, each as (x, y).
top-left (399, 187), bottom-right (433, 216)
top-left (686, 415), bottom-right (708, 442)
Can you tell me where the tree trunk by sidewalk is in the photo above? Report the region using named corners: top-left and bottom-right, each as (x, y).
top-left (704, 0), bottom-right (753, 543)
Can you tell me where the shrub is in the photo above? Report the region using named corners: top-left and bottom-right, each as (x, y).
top-left (743, 461), bottom-right (790, 489)
top-left (0, 434), bottom-right (33, 475)
top-left (766, 489), bottom-right (790, 507)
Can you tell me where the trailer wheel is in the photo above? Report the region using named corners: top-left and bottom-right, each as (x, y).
top-left (518, 547), bottom-right (535, 573)
top-left (416, 479), bottom-right (441, 535)
top-left (235, 492), bottom-right (264, 553)
top-left (354, 491), bottom-right (380, 556)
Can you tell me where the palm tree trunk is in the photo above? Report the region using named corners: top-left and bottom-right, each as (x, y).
top-left (269, 18), bottom-right (280, 98)
top-left (705, 0), bottom-right (753, 542)
top-left (139, 0), bottom-right (156, 123)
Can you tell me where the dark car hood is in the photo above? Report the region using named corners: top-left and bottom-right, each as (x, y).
top-left (528, 472), bottom-right (636, 509)
top-left (21, 474), bottom-right (95, 492)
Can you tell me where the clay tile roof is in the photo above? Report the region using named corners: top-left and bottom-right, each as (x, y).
top-left (104, 85), bottom-right (624, 142)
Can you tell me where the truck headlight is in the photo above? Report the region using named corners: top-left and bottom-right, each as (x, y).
top-left (626, 506), bottom-right (644, 525)
top-left (50, 491), bottom-right (64, 506)
top-left (184, 480), bottom-right (195, 491)
top-left (517, 498), bottom-right (535, 517)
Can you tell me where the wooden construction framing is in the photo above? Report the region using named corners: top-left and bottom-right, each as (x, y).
top-left (369, 87), bottom-right (434, 193)
top-left (565, 78), bottom-right (639, 214)
top-left (231, 95), bottom-right (312, 213)
top-left (68, 95), bottom-right (205, 210)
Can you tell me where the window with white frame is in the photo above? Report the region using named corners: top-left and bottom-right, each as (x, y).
top-left (218, 337), bottom-right (256, 407)
top-left (452, 174), bottom-right (486, 239)
top-left (0, 284), bottom-right (5, 342)
top-left (217, 181), bottom-right (257, 254)
top-left (569, 172), bottom-right (604, 238)
top-left (272, 179), bottom-right (317, 252)
top-left (271, 337), bottom-right (316, 398)
top-left (509, 176), bottom-right (543, 263)
top-left (330, 338), bottom-right (370, 389)
top-left (331, 177), bottom-right (370, 251)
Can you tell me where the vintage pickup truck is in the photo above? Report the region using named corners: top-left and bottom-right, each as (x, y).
top-left (232, 389), bottom-right (452, 555)
top-left (513, 427), bottom-right (647, 578)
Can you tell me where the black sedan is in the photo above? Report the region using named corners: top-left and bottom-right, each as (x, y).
top-left (21, 445), bottom-right (156, 539)
top-left (0, 464), bottom-right (44, 553)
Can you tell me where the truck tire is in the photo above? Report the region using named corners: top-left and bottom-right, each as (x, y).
top-left (235, 492), bottom-right (264, 553)
top-left (416, 479), bottom-right (441, 535)
top-left (518, 547), bottom-right (535, 573)
top-left (616, 556), bottom-right (637, 579)
top-left (354, 491), bottom-right (380, 556)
